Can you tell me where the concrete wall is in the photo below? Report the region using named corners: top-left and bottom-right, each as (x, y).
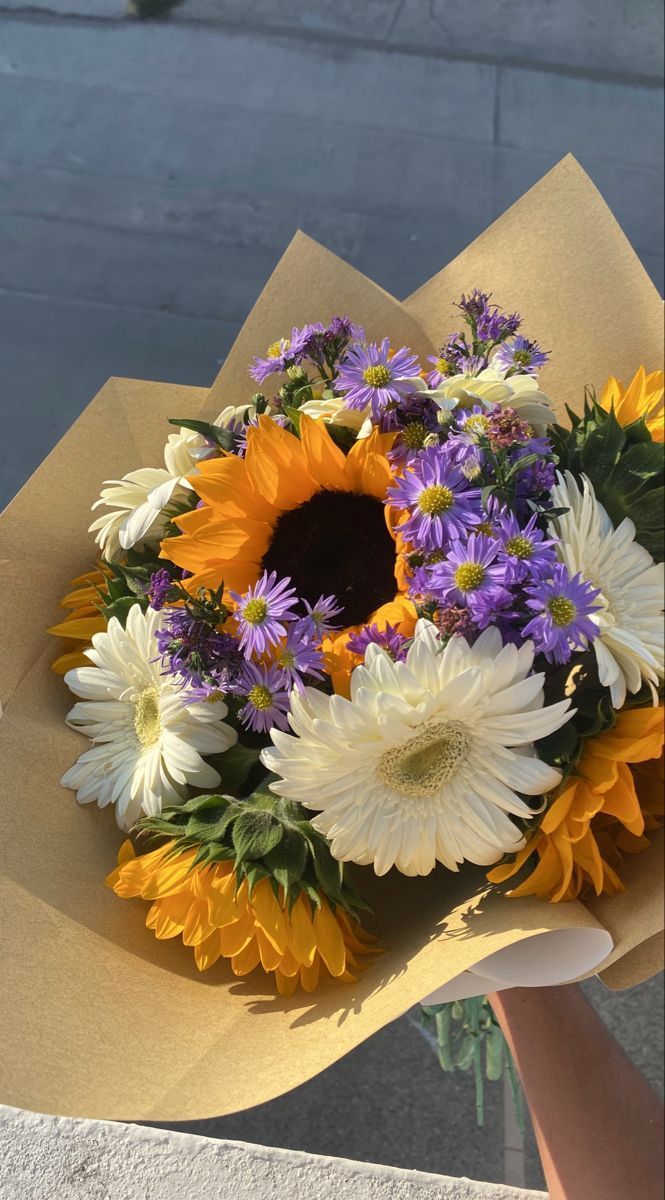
top-left (0, 1106), bottom-right (546, 1200)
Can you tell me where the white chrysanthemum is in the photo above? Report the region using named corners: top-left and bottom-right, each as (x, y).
top-left (89, 426), bottom-right (211, 559)
top-left (551, 471), bottom-right (664, 708)
top-left (262, 621), bottom-right (572, 877)
top-left (427, 366), bottom-right (554, 432)
top-left (61, 604), bottom-right (237, 830)
top-left (299, 393), bottom-right (373, 439)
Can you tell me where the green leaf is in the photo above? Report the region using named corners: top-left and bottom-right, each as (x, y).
top-left (307, 832), bottom-right (346, 907)
top-left (263, 828), bottom-right (308, 894)
top-left (232, 809), bottom-right (284, 862)
top-left (207, 743), bottom-right (262, 796)
top-left (168, 417), bottom-right (236, 452)
top-left (580, 410), bottom-right (625, 479)
top-left (102, 595), bottom-right (146, 626)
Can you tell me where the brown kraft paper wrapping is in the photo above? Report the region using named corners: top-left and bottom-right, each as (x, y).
top-left (0, 157), bottom-right (662, 1119)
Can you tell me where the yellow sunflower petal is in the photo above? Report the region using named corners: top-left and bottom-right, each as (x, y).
top-left (195, 930), bottom-right (224, 971)
top-left (312, 900), bottom-right (347, 977)
top-left (250, 877), bottom-right (288, 955)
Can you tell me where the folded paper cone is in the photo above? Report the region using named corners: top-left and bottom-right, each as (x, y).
top-left (0, 157), bottom-right (662, 1121)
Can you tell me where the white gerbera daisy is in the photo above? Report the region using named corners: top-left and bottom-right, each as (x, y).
top-left (262, 621), bottom-right (572, 877)
top-left (61, 604), bottom-right (237, 830)
top-left (551, 471), bottom-right (664, 708)
top-left (89, 426), bottom-right (212, 559)
top-left (427, 366), bottom-right (554, 432)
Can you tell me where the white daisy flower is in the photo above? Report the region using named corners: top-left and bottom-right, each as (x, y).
top-left (551, 471), bottom-right (664, 708)
top-left (89, 426), bottom-right (212, 559)
top-left (262, 621), bottom-right (572, 878)
top-left (426, 366), bottom-right (554, 432)
top-left (61, 604), bottom-right (237, 830)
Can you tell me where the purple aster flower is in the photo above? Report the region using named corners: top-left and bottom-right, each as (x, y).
top-left (301, 593), bottom-right (344, 639)
top-left (496, 511), bottom-right (559, 583)
top-left (387, 397), bottom-right (440, 467)
top-left (494, 336), bottom-right (549, 376)
top-left (388, 446), bottom-right (482, 552)
top-left (523, 564), bottom-right (601, 665)
top-left (249, 325), bottom-right (314, 383)
top-left (148, 568), bottom-right (175, 611)
top-left (236, 662), bottom-right (291, 734)
top-left (513, 454), bottom-right (558, 509)
top-left (231, 571), bottom-right (299, 657)
top-left (335, 338), bottom-right (421, 419)
top-left (155, 610), bottom-right (243, 691)
top-left (428, 535), bottom-right (507, 609)
top-left (455, 290), bottom-right (521, 342)
top-left (346, 622), bottom-right (409, 662)
top-left (272, 621), bottom-right (325, 689)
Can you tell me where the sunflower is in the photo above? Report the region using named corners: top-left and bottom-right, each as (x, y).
top-left (599, 366), bottom-right (664, 442)
top-left (107, 839), bottom-right (376, 996)
top-left (488, 706), bottom-right (665, 902)
top-left (161, 414), bottom-right (417, 690)
top-left (47, 567), bottom-right (111, 674)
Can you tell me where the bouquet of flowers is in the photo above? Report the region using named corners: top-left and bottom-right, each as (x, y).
top-left (1, 157), bottom-right (663, 1121)
top-left (50, 286), bottom-right (664, 996)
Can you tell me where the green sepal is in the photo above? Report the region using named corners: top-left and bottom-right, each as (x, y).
top-left (131, 790), bottom-right (371, 921)
top-left (168, 417), bottom-right (236, 452)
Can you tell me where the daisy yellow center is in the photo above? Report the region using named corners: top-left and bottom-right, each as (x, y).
top-left (363, 364), bottom-right (392, 388)
top-left (378, 720), bottom-right (470, 798)
top-left (134, 685), bottom-right (161, 748)
top-left (267, 339), bottom-right (287, 359)
top-left (454, 562), bottom-right (485, 591)
top-left (513, 350), bottom-right (532, 367)
top-left (402, 421), bottom-right (427, 449)
top-left (436, 358), bottom-right (451, 375)
top-left (505, 535), bottom-right (533, 559)
top-left (548, 596), bottom-right (576, 627)
top-left (418, 484), bottom-right (454, 516)
top-left (466, 414), bottom-right (490, 435)
top-left (248, 684), bottom-right (273, 711)
top-left (243, 597), bottom-right (269, 626)
top-left (279, 649), bottom-right (296, 668)
top-left (476, 521), bottom-right (494, 537)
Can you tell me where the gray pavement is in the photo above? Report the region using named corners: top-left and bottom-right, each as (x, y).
top-left (0, 2), bottom-right (663, 1191)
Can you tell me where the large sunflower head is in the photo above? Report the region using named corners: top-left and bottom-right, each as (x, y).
top-left (160, 415), bottom-right (416, 688)
top-left (488, 705), bottom-right (665, 902)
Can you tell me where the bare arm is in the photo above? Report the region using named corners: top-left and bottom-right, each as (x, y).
top-left (489, 984), bottom-right (664, 1200)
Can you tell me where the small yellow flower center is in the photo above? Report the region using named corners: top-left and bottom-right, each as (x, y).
top-left (248, 684), bottom-right (273, 710)
top-left (505, 535), bottom-right (533, 559)
top-left (454, 562), bottom-right (486, 591)
top-left (378, 720), bottom-right (470, 798)
top-left (547, 596), bottom-right (577, 627)
top-left (279, 649), bottom-right (296, 669)
top-left (362, 364), bottom-right (392, 388)
top-left (243, 597), bottom-right (269, 626)
top-left (402, 421), bottom-right (427, 449)
top-left (513, 349), bottom-right (532, 367)
top-left (427, 549), bottom-right (446, 564)
top-left (418, 484), bottom-right (454, 516)
top-left (134, 685), bottom-right (161, 748)
top-left (267, 339), bottom-right (287, 359)
top-left (435, 358), bottom-right (451, 375)
top-left (466, 414), bottom-right (491, 435)
top-left (476, 521), bottom-right (494, 537)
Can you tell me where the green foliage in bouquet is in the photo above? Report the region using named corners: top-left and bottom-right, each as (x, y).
top-left (422, 998), bottom-right (525, 1132)
top-left (132, 791), bottom-right (371, 918)
top-left (550, 392), bottom-right (664, 562)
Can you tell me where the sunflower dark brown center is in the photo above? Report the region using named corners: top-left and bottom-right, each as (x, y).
top-left (262, 491), bottom-right (396, 626)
